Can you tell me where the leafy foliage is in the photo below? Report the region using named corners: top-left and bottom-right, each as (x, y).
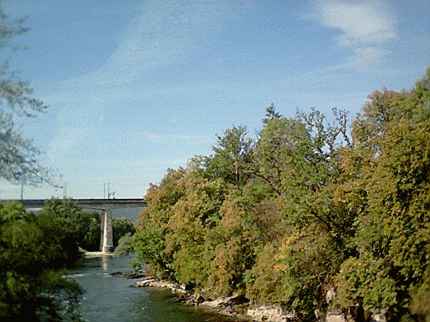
top-left (113, 233), bottom-right (134, 256)
top-left (112, 217), bottom-right (135, 248)
top-left (335, 70), bottom-right (430, 321)
top-left (0, 201), bottom-right (87, 322)
top-left (133, 69), bottom-right (430, 321)
top-left (38, 199), bottom-right (101, 259)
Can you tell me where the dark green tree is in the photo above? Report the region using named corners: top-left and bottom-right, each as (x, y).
top-left (0, 203), bottom-right (83, 322)
top-left (112, 217), bottom-right (135, 247)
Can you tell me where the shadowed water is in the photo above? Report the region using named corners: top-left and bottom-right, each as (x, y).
top-left (68, 255), bottom-right (239, 322)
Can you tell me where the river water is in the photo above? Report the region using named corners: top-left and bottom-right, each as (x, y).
top-left (68, 255), bottom-right (238, 322)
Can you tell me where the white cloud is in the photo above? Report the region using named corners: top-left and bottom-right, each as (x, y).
top-left (351, 46), bottom-right (390, 68)
top-left (311, 0), bottom-right (397, 68)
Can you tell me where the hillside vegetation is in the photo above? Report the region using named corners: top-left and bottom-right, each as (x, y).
top-left (133, 69), bottom-right (430, 321)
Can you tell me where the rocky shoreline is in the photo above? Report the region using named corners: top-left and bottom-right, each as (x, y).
top-left (134, 277), bottom-right (311, 322)
top-left (111, 271), bottom-right (385, 322)
top-left (134, 276), bottom-right (253, 321)
top-left (110, 270), bottom-right (276, 321)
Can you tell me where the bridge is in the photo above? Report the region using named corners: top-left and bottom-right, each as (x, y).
top-left (5, 198), bottom-right (146, 209)
top-left (0, 198), bottom-right (146, 253)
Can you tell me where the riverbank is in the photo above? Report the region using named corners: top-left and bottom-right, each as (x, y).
top-left (134, 277), bottom-right (249, 320)
top-left (133, 276), bottom-right (376, 322)
top-left (133, 276), bottom-right (296, 322)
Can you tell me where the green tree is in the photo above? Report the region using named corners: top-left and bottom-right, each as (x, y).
top-left (206, 126), bottom-right (253, 187)
top-left (133, 168), bottom-right (186, 277)
top-left (0, 203), bottom-right (83, 322)
top-left (132, 68), bottom-right (430, 322)
top-left (335, 70), bottom-right (430, 321)
top-left (253, 116), bottom-right (309, 195)
top-left (80, 212), bottom-right (101, 251)
top-left (112, 217), bottom-right (135, 247)
top-left (35, 199), bottom-right (103, 261)
top-left (263, 103), bottom-right (281, 124)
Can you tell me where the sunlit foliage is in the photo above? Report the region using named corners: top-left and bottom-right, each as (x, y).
top-left (133, 69), bottom-right (430, 321)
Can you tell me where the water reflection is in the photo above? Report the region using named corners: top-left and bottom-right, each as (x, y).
top-left (101, 255), bottom-right (108, 271)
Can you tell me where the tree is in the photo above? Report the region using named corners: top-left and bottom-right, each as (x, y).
top-left (0, 3), bottom-right (48, 185)
top-left (38, 199), bottom-right (101, 264)
top-left (263, 103), bottom-right (281, 124)
top-left (253, 116), bottom-right (309, 195)
top-left (335, 72), bottom-right (430, 321)
top-left (0, 203), bottom-right (83, 322)
top-left (112, 217), bottom-right (135, 247)
top-left (206, 126), bottom-right (253, 187)
top-left (132, 68), bottom-right (430, 322)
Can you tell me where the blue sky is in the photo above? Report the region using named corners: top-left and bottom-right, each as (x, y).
top-left (1, 0), bottom-right (429, 199)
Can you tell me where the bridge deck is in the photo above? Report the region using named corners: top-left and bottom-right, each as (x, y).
top-left (0, 198), bottom-right (146, 208)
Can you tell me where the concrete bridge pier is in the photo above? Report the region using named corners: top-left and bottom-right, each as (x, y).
top-left (100, 209), bottom-right (114, 253)
top-left (0, 197), bottom-right (146, 254)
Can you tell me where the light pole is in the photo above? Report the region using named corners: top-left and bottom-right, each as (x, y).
top-left (63, 182), bottom-right (68, 198)
top-left (16, 171), bottom-right (24, 200)
top-left (20, 180), bottom-right (24, 200)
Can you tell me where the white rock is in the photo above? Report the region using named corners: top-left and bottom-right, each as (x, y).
top-left (370, 310), bottom-right (387, 322)
top-left (325, 312), bottom-right (347, 322)
top-left (326, 287), bottom-right (336, 304)
top-left (247, 305), bottom-right (295, 322)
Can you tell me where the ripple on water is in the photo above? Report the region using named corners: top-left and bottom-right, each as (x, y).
top-left (65, 273), bottom-right (87, 278)
top-left (67, 255), bottom-right (242, 322)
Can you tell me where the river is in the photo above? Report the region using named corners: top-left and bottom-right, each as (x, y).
top-left (68, 255), bottom-right (239, 322)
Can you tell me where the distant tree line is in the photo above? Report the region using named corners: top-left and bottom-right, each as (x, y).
top-left (133, 69), bottom-right (430, 321)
